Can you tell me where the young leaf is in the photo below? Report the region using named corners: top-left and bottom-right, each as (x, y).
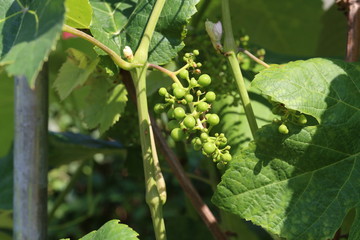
top-left (65, 0), bottom-right (92, 29)
top-left (0, 0), bottom-right (65, 87)
top-left (83, 78), bottom-right (128, 133)
top-left (54, 48), bottom-right (100, 100)
top-left (89, 0), bottom-right (199, 64)
top-left (213, 58), bottom-right (360, 240)
top-left (78, 219), bottom-right (139, 240)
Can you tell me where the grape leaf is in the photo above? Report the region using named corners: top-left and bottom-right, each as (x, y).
top-left (83, 78), bottom-right (128, 133)
top-left (79, 219), bottom-right (139, 240)
top-left (65, 0), bottom-right (92, 28)
top-left (0, 0), bottom-right (65, 87)
top-left (53, 48), bottom-right (100, 100)
top-left (89, 0), bottom-right (199, 64)
top-left (213, 58), bottom-right (360, 240)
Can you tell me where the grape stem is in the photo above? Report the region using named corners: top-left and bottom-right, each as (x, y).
top-left (237, 47), bottom-right (270, 68)
top-left (62, 25), bottom-right (138, 70)
top-left (129, 0), bottom-right (167, 239)
top-left (222, 0), bottom-right (259, 137)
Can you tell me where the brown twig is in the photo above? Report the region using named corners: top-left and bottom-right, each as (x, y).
top-left (121, 70), bottom-right (227, 240)
top-left (337, 0), bottom-right (360, 62)
top-left (237, 48), bottom-right (270, 68)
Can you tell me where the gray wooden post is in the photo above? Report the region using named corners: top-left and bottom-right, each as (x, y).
top-left (13, 66), bottom-right (48, 240)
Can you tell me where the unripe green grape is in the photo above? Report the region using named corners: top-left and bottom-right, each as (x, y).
top-left (183, 115), bottom-right (196, 129)
top-left (173, 88), bottom-right (186, 99)
top-left (193, 49), bottom-right (199, 55)
top-left (205, 91), bottom-right (216, 102)
top-left (167, 120), bottom-right (179, 131)
top-left (197, 62), bottom-right (202, 67)
top-left (179, 69), bottom-right (189, 79)
top-left (191, 137), bottom-right (202, 151)
top-left (200, 132), bottom-right (209, 141)
top-left (158, 87), bottom-right (167, 96)
top-left (216, 162), bottom-right (225, 170)
top-left (154, 103), bottom-right (165, 114)
top-left (190, 78), bottom-right (197, 87)
top-left (207, 114), bottom-right (220, 125)
top-left (174, 107), bottom-right (186, 120)
top-left (197, 102), bottom-right (209, 112)
top-left (278, 124), bottom-right (289, 134)
top-left (167, 109), bottom-right (174, 119)
top-left (203, 142), bottom-right (216, 154)
top-left (185, 53), bottom-right (191, 58)
top-left (298, 114), bottom-right (307, 125)
top-left (171, 128), bottom-right (185, 141)
top-left (198, 74), bottom-right (211, 87)
top-left (221, 153), bottom-right (232, 162)
top-left (185, 94), bottom-right (193, 103)
top-left (172, 83), bottom-right (180, 89)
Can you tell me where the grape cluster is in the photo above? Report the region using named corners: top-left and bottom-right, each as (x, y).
top-left (271, 102), bottom-right (308, 134)
top-left (154, 51), bottom-right (232, 168)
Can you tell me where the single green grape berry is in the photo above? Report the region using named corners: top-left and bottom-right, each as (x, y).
top-left (167, 120), bottom-right (179, 131)
top-left (190, 78), bottom-right (197, 87)
top-left (203, 142), bottom-right (216, 154)
top-left (185, 53), bottom-right (191, 58)
top-left (173, 88), bottom-right (186, 99)
top-left (171, 128), bottom-right (185, 141)
top-left (185, 94), bottom-right (193, 103)
top-left (207, 114), bottom-right (220, 125)
top-left (298, 114), bottom-right (307, 125)
top-left (197, 62), bottom-right (202, 67)
top-left (197, 102), bottom-right (209, 112)
top-left (198, 74), bottom-right (211, 87)
top-left (193, 49), bottom-right (199, 55)
top-left (173, 107), bottom-right (186, 120)
top-left (278, 124), bottom-right (289, 134)
top-left (158, 87), bottom-right (167, 96)
top-left (154, 103), bottom-right (165, 114)
top-left (200, 132), bottom-right (209, 141)
top-left (172, 83), bottom-right (180, 89)
top-left (183, 115), bottom-right (196, 129)
top-left (191, 138), bottom-right (202, 151)
top-left (179, 69), bottom-right (189, 79)
top-left (167, 109), bottom-right (174, 119)
top-left (216, 162), bottom-right (225, 170)
top-left (221, 153), bottom-right (232, 162)
top-left (205, 91), bottom-right (216, 102)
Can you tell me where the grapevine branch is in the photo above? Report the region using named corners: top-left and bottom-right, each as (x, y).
top-left (346, 0), bottom-right (360, 62)
top-left (121, 70), bottom-right (227, 240)
top-left (222, 0), bottom-right (259, 138)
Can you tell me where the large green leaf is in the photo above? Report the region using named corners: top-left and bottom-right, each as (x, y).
top-left (0, 0), bottom-right (65, 87)
top-left (65, 0), bottom-right (92, 28)
top-left (82, 78), bottom-right (128, 133)
top-left (79, 219), bottom-right (139, 240)
top-left (212, 58), bottom-right (360, 240)
top-left (53, 48), bottom-right (100, 100)
top-left (90, 0), bottom-right (199, 64)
